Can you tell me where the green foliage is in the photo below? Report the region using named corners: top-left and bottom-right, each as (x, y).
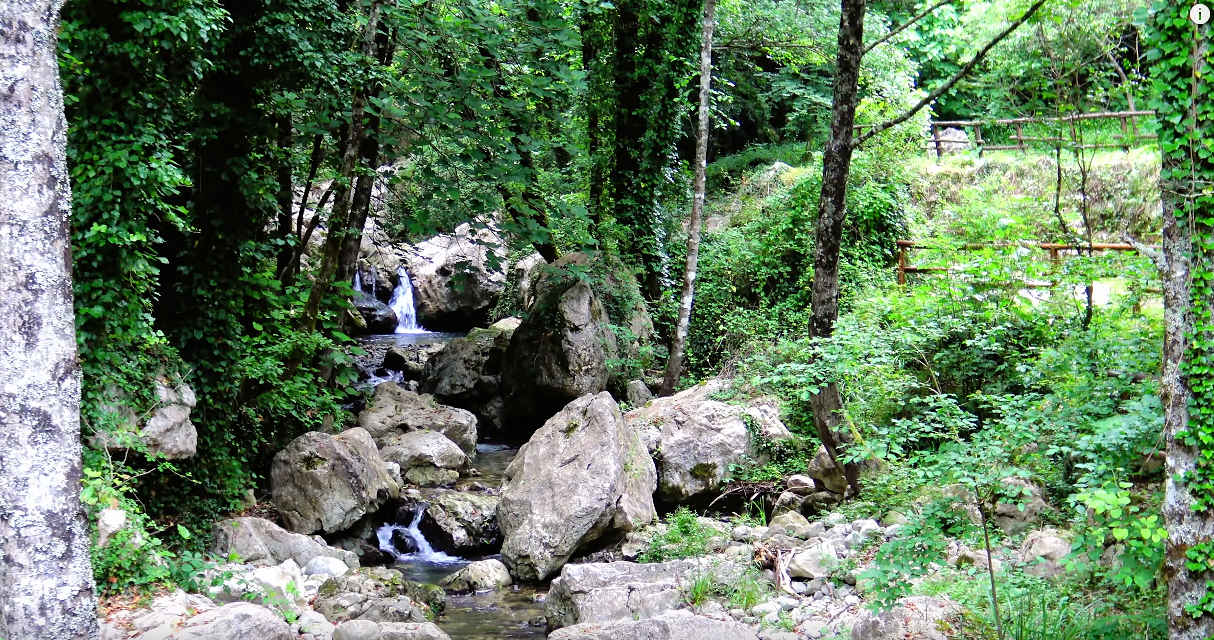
top-left (1069, 483), bottom-right (1166, 592)
top-left (859, 506), bottom-right (950, 609)
top-left (638, 508), bottom-right (717, 563)
top-left (684, 572), bottom-right (715, 607)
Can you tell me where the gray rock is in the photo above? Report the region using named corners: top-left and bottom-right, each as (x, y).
top-left (211, 517), bottom-right (359, 570)
top-left (625, 380), bottom-right (654, 407)
top-left (128, 589), bottom-right (216, 638)
top-left (547, 610), bottom-right (759, 640)
top-left (767, 511), bottom-right (814, 540)
top-left (994, 476), bottom-right (1048, 535)
top-left (785, 475), bottom-right (814, 495)
top-left (546, 556), bottom-right (747, 628)
top-left (405, 219), bottom-right (507, 331)
top-left (333, 619), bottom-right (380, 640)
top-left (498, 393), bottom-right (657, 581)
top-left (511, 252), bottom-right (547, 312)
top-left (933, 127), bottom-right (970, 154)
top-left (380, 430), bottom-right (468, 471)
top-left (354, 294), bottom-right (399, 334)
top-left (378, 622), bottom-right (451, 640)
top-left (358, 384), bottom-right (478, 455)
top-left (93, 381), bottom-right (199, 460)
top-left (625, 379), bottom-right (792, 504)
top-left (167, 603), bottom-right (292, 640)
top-left (411, 490), bottom-right (501, 554)
top-left (315, 567), bottom-right (433, 625)
top-left (419, 320), bottom-right (518, 432)
top-left (788, 539), bottom-right (845, 580)
top-left (849, 596), bottom-right (960, 640)
top-left (502, 256), bottom-right (619, 430)
top-left (271, 428), bottom-right (399, 534)
top-left (305, 555), bottom-right (352, 578)
top-left (806, 446), bottom-right (847, 495)
top-left (439, 559), bottom-right (512, 593)
top-left (403, 467), bottom-right (459, 487)
top-left (1019, 528), bottom-right (1071, 578)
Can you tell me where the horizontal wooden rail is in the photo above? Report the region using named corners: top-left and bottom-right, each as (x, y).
top-left (895, 239), bottom-right (1153, 285)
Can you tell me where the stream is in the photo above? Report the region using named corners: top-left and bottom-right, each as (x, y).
top-left (374, 444), bottom-right (547, 640)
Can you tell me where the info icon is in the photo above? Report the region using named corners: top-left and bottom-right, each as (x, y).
top-left (1193, 3), bottom-right (1212, 25)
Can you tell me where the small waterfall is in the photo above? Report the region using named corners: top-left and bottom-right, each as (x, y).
top-left (387, 266), bottom-right (426, 334)
top-left (375, 504), bottom-right (461, 564)
top-left (353, 268), bottom-right (377, 298)
top-left (353, 269), bottom-right (363, 294)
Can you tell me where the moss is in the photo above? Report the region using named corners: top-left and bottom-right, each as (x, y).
top-left (691, 462), bottom-right (718, 481)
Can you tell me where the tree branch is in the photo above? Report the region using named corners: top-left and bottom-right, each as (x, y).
top-left (854, 0), bottom-right (1047, 149)
top-left (861, 0), bottom-right (952, 56)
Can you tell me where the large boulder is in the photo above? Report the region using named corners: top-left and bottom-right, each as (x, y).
top-left (165, 603), bottom-right (292, 640)
top-left (1019, 528), bottom-right (1072, 578)
top-left (510, 252), bottom-right (548, 311)
top-left (849, 596), bottom-right (960, 640)
top-left (548, 610), bottom-right (759, 640)
top-left (546, 556), bottom-right (747, 629)
top-left (379, 430), bottom-right (468, 473)
top-left (439, 559), bottom-right (512, 593)
top-left (271, 428), bottom-right (399, 534)
top-left (211, 516), bottom-right (358, 570)
top-left (354, 293), bottom-right (399, 334)
top-left (359, 384), bottom-right (478, 455)
top-left (625, 380), bottom-right (792, 504)
top-left (404, 219), bottom-right (507, 331)
top-left (498, 393), bottom-right (657, 581)
top-left (333, 620), bottom-right (451, 640)
top-left (126, 590), bottom-right (216, 639)
top-left (419, 319), bottom-right (519, 433)
top-left (92, 380), bottom-right (199, 460)
top-left (315, 567), bottom-right (437, 625)
top-left (501, 258), bottom-right (619, 432)
top-left (409, 490), bottom-right (501, 554)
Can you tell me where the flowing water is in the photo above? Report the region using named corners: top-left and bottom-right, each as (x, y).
top-left (387, 265), bottom-right (426, 334)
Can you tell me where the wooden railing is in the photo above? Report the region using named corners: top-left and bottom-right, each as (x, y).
top-left (856, 110), bottom-right (1157, 160)
top-left (895, 239), bottom-right (1142, 285)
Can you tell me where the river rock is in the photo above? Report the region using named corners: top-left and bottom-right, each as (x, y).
top-left (404, 219), bottom-right (507, 331)
top-left (439, 559), bottom-right (512, 593)
top-left (271, 428), bottom-right (399, 534)
top-left (993, 476), bottom-right (1048, 535)
top-left (380, 429), bottom-right (468, 472)
top-left (382, 343), bottom-right (446, 381)
top-left (403, 467), bottom-right (459, 487)
top-left (315, 567), bottom-right (434, 625)
top-left (333, 619), bottom-right (452, 640)
top-left (548, 609), bottom-right (759, 640)
top-left (126, 589), bottom-right (216, 639)
top-left (806, 445), bottom-right (848, 495)
top-left (358, 384), bottom-right (478, 456)
top-left (165, 603), bottom-right (292, 640)
top-left (1019, 528), bottom-right (1071, 578)
top-left (625, 380), bottom-right (792, 504)
top-left (788, 539), bottom-right (846, 579)
top-left (420, 319), bottom-right (518, 433)
top-left (92, 381), bottom-right (199, 460)
top-left (625, 380), bottom-right (653, 407)
top-left (501, 257), bottom-right (619, 432)
top-left (546, 555), bottom-right (747, 628)
top-left (849, 596), bottom-right (960, 640)
top-left (498, 393), bottom-right (657, 581)
top-left (411, 490), bottom-right (501, 554)
top-left (211, 516), bottom-right (359, 570)
top-left (511, 252), bottom-right (547, 311)
top-left (355, 293), bottom-right (399, 334)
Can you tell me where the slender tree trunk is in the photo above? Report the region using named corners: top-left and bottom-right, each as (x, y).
top-left (275, 114), bottom-right (295, 283)
top-left (0, 2), bottom-right (100, 638)
top-left (1153, 9), bottom-right (1214, 638)
top-left (299, 0), bottom-right (384, 333)
top-left (808, 0), bottom-right (866, 495)
top-left (661, 0), bottom-right (717, 396)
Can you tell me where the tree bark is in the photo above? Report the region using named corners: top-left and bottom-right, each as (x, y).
top-left (0, 1), bottom-right (100, 638)
top-left (661, 0), bottom-right (717, 396)
top-left (299, 0), bottom-right (384, 333)
top-left (807, 0), bottom-right (866, 495)
top-left (1158, 14), bottom-right (1214, 638)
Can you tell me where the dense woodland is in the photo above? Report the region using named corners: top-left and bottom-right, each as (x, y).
top-left (1, 0), bottom-right (1213, 639)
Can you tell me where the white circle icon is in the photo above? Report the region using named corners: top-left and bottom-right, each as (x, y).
top-left (1193, 3), bottom-right (1211, 25)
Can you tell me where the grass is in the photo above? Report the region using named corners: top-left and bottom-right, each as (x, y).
top-left (638, 508), bottom-right (717, 563)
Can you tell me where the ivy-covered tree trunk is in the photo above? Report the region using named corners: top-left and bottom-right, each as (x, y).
top-left (661, 0), bottom-right (717, 396)
top-left (0, 1), bottom-right (100, 637)
top-left (1146, 4), bottom-right (1214, 637)
top-left (807, 0), bottom-right (866, 495)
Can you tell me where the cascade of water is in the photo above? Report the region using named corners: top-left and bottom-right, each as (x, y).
top-left (387, 266), bottom-right (426, 334)
top-left (375, 504), bottom-right (462, 563)
top-left (353, 269), bottom-right (363, 294)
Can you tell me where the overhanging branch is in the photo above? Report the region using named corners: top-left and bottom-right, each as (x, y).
top-left (853, 0), bottom-right (1047, 149)
top-left (861, 0), bottom-right (952, 56)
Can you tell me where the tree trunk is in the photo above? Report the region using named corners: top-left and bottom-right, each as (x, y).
top-left (807, 0), bottom-right (866, 495)
top-left (0, 2), bottom-right (100, 638)
top-left (299, 0), bottom-right (384, 333)
top-left (661, 0), bottom-right (717, 396)
top-left (1156, 12), bottom-right (1214, 637)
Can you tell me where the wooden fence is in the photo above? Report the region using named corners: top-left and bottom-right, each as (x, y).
top-left (895, 239), bottom-right (1142, 285)
top-left (857, 110), bottom-right (1157, 160)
